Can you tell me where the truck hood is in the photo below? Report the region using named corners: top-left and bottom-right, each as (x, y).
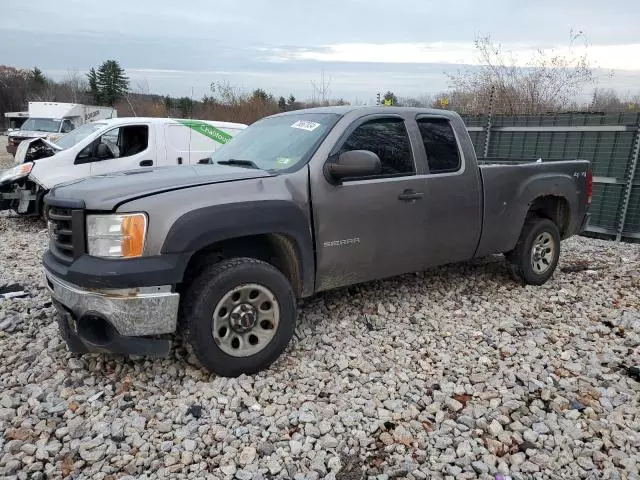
top-left (46, 165), bottom-right (275, 211)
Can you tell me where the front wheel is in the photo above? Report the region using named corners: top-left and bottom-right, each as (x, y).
top-left (182, 257), bottom-right (297, 377)
top-left (506, 217), bottom-right (561, 285)
top-left (36, 189), bottom-right (50, 222)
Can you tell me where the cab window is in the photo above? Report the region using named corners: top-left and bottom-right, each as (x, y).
top-left (76, 125), bottom-right (149, 163)
top-left (339, 117), bottom-right (415, 178)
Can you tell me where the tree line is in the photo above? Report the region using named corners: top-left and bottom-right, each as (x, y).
top-left (2, 35), bottom-right (639, 130)
top-left (0, 60), bottom-right (350, 127)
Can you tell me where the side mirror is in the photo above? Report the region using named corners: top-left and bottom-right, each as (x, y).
top-left (96, 143), bottom-right (112, 159)
top-left (325, 150), bottom-right (381, 183)
top-left (198, 157), bottom-right (211, 164)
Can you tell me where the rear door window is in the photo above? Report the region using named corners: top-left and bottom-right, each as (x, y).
top-left (417, 118), bottom-right (461, 174)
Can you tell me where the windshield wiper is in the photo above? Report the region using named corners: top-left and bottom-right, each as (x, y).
top-left (217, 159), bottom-right (260, 170)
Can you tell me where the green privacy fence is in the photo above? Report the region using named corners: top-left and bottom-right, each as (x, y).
top-left (461, 113), bottom-right (640, 241)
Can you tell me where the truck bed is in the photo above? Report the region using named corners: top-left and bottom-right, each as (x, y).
top-left (475, 159), bottom-right (591, 257)
top-left (477, 157), bottom-right (545, 165)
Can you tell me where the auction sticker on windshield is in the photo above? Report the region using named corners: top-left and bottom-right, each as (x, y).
top-left (276, 157), bottom-right (294, 166)
top-left (291, 120), bottom-right (321, 131)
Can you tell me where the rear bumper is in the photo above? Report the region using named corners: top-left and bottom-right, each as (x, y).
top-left (45, 271), bottom-right (178, 356)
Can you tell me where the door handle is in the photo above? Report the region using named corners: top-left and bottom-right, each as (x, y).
top-left (398, 189), bottom-right (424, 201)
top-left (139, 160), bottom-right (153, 167)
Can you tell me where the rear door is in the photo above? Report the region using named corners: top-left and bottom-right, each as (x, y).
top-left (411, 115), bottom-right (482, 266)
top-left (311, 114), bottom-right (431, 291)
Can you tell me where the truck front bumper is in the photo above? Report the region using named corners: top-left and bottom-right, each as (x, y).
top-left (45, 272), bottom-right (179, 357)
top-left (0, 181), bottom-right (38, 214)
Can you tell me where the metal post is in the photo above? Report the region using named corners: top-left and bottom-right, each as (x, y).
top-left (482, 86), bottom-right (495, 159)
top-left (616, 121), bottom-right (640, 241)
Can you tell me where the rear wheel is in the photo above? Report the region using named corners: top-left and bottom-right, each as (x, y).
top-left (506, 217), bottom-right (560, 285)
top-left (182, 257), bottom-right (297, 377)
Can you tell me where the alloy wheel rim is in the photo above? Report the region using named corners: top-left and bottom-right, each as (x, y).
top-left (531, 232), bottom-right (555, 274)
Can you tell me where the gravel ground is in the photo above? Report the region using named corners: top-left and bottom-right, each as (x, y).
top-left (0, 136), bottom-right (13, 169)
top-left (0, 211), bottom-right (639, 480)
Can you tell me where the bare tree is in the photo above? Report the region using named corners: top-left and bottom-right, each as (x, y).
top-left (447, 31), bottom-right (595, 114)
top-left (60, 70), bottom-right (89, 103)
top-left (590, 88), bottom-right (624, 112)
top-left (397, 94), bottom-right (434, 108)
top-left (311, 70), bottom-right (331, 105)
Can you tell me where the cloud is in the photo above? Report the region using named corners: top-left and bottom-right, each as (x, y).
top-left (265, 42), bottom-right (640, 71)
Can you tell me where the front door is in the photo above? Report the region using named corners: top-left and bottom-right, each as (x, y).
top-left (85, 124), bottom-right (155, 176)
top-left (311, 115), bottom-right (429, 291)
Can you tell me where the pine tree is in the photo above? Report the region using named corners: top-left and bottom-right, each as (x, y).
top-left (28, 67), bottom-right (48, 99)
top-left (278, 96), bottom-right (287, 111)
top-left (86, 68), bottom-right (100, 104)
top-left (251, 89), bottom-right (270, 103)
top-left (163, 96), bottom-right (174, 116)
top-left (383, 91), bottom-right (398, 106)
top-left (96, 60), bottom-right (129, 107)
top-left (178, 97), bottom-right (193, 118)
top-left (30, 67), bottom-right (47, 88)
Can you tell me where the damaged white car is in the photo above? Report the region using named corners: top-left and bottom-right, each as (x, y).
top-left (0, 117), bottom-right (246, 217)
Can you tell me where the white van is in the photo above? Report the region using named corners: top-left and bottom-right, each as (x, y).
top-left (0, 117), bottom-right (246, 216)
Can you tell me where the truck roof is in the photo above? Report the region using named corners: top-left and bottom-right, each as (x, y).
top-left (28, 102), bottom-right (114, 118)
top-left (91, 117), bottom-right (248, 129)
top-left (270, 105), bottom-right (462, 120)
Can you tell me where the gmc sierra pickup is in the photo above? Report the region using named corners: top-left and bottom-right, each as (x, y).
top-left (42, 107), bottom-right (592, 377)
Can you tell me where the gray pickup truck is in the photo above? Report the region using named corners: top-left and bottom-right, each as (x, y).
top-left (43, 107), bottom-right (592, 377)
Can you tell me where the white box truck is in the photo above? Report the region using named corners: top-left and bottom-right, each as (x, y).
top-left (6, 102), bottom-right (117, 156)
top-left (0, 117), bottom-right (246, 216)
top-left (3, 111), bottom-right (29, 134)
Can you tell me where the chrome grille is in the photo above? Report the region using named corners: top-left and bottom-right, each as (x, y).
top-left (48, 207), bottom-right (75, 262)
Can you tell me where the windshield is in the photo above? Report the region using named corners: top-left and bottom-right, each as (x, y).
top-left (54, 122), bottom-right (106, 150)
top-left (210, 113), bottom-right (340, 171)
top-left (20, 118), bottom-right (61, 133)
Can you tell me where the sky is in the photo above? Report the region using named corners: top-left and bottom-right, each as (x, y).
top-left (2, 0), bottom-right (640, 103)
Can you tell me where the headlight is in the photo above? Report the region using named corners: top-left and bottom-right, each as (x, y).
top-left (0, 162), bottom-right (33, 185)
top-left (86, 213), bottom-right (147, 258)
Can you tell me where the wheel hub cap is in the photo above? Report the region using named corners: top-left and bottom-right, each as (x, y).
top-left (212, 283), bottom-right (280, 358)
top-left (230, 304), bottom-right (258, 332)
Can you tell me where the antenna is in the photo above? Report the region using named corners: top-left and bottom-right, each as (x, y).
top-left (187, 86), bottom-right (194, 164)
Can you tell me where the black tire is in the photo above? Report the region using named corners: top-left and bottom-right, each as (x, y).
top-left (36, 190), bottom-right (50, 222)
top-left (182, 257), bottom-right (297, 377)
top-left (506, 217), bottom-right (561, 286)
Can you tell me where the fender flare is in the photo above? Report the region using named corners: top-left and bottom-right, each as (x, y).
top-left (161, 200), bottom-right (315, 296)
